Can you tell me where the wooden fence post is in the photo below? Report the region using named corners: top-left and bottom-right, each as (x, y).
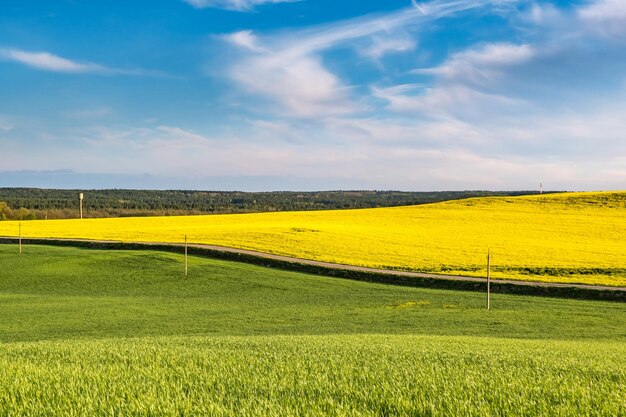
top-left (487, 249), bottom-right (491, 310)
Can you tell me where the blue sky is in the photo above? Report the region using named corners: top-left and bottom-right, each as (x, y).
top-left (1, 0), bottom-right (625, 190)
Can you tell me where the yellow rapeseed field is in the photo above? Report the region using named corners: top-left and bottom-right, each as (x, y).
top-left (1, 192), bottom-right (625, 286)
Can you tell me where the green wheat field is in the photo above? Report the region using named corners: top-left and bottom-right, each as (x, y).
top-left (0, 244), bottom-right (624, 416)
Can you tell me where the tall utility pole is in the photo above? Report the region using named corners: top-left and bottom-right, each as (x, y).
top-left (486, 249), bottom-right (491, 310)
top-left (78, 192), bottom-right (84, 219)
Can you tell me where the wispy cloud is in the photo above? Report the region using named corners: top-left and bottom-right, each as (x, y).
top-left (264, 0), bottom-right (507, 57)
top-left (182, 0), bottom-right (299, 12)
top-left (80, 125), bottom-right (214, 151)
top-left (0, 48), bottom-right (164, 76)
top-left (231, 53), bottom-right (356, 117)
top-left (220, 0), bottom-right (516, 117)
top-left (519, 0), bottom-right (626, 40)
top-left (414, 43), bottom-right (535, 83)
top-left (358, 35), bottom-right (416, 60)
top-left (521, 2), bottom-right (562, 26)
top-left (65, 107), bottom-right (113, 119)
top-left (578, 0), bottom-right (626, 37)
top-left (367, 41), bottom-right (537, 123)
top-left (0, 115), bottom-right (15, 133)
top-left (0, 48), bottom-right (107, 73)
top-left (6, 92), bottom-right (626, 190)
top-left (223, 30), bottom-right (267, 52)
top-left (154, 126), bottom-right (214, 146)
top-left (579, 0), bottom-right (626, 22)
top-left (56, 101), bottom-right (626, 189)
top-left (372, 83), bottom-right (527, 120)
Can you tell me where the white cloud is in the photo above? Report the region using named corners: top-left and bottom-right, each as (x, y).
top-left (579, 0), bottom-right (626, 21)
top-left (0, 115), bottom-right (14, 133)
top-left (518, 0), bottom-right (626, 41)
top-left (231, 54), bottom-right (356, 117)
top-left (325, 115), bottom-right (488, 149)
top-left (0, 48), bottom-right (164, 76)
top-left (522, 2), bottom-right (562, 25)
top-left (248, 119), bottom-right (303, 143)
top-left (223, 30), bottom-right (266, 52)
top-left (0, 48), bottom-right (108, 73)
top-left (370, 43), bottom-right (536, 120)
top-left (373, 83), bottom-right (527, 119)
top-left (6, 93), bottom-right (626, 190)
top-left (578, 0), bottom-right (626, 37)
top-left (82, 125), bottom-right (214, 151)
top-left (65, 108), bottom-right (113, 119)
top-left (359, 35), bottom-right (416, 59)
top-left (182, 0), bottom-right (299, 12)
top-left (155, 126), bottom-right (214, 145)
top-left (414, 43), bottom-right (535, 84)
top-left (368, 42), bottom-right (537, 121)
top-left (221, 0), bottom-right (513, 118)
top-left (270, 0), bottom-right (505, 56)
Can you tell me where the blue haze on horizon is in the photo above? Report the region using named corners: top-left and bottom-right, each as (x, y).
top-left (0, 0), bottom-right (625, 191)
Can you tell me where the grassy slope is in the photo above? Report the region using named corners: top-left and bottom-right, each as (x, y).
top-left (0, 245), bottom-right (624, 342)
top-left (1, 191), bottom-right (625, 286)
top-left (0, 245), bottom-right (625, 415)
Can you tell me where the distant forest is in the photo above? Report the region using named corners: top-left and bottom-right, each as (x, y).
top-left (0, 188), bottom-right (546, 220)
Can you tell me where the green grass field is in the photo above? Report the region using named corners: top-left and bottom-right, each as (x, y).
top-left (0, 244), bottom-right (625, 415)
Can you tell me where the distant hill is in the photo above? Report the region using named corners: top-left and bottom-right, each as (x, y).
top-left (2, 191), bottom-right (623, 287)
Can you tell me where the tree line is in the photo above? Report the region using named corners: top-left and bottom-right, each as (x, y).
top-left (0, 201), bottom-right (38, 220)
top-left (0, 188), bottom-right (546, 220)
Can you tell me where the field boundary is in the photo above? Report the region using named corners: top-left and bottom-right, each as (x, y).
top-left (1, 237), bottom-right (624, 302)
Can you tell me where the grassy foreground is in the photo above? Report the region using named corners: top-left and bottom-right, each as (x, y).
top-left (2, 335), bottom-right (624, 416)
top-left (1, 191), bottom-right (625, 286)
top-left (0, 244), bottom-right (625, 415)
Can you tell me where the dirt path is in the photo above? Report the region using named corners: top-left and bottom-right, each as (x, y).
top-left (5, 236), bottom-right (625, 293)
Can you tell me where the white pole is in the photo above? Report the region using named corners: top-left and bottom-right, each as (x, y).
top-left (184, 235), bottom-right (188, 276)
top-left (79, 193), bottom-right (84, 220)
top-left (487, 249), bottom-right (491, 310)
top-left (18, 223), bottom-right (22, 255)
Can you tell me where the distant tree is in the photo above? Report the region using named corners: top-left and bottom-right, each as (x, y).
top-left (0, 201), bottom-right (12, 220)
top-left (13, 207), bottom-right (35, 220)
top-left (0, 188), bottom-right (549, 219)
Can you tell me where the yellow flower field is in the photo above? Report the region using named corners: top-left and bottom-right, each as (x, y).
top-left (1, 191), bottom-right (625, 286)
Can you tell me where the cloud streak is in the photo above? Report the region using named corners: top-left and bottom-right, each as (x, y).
top-left (0, 48), bottom-right (163, 76)
top-left (264, 0), bottom-right (509, 57)
top-left (221, 0), bottom-right (517, 117)
top-left (182, 0), bottom-right (299, 12)
top-left (414, 43), bottom-right (535, 84)
top-left (578, 0), bottom-right (626, 37)
top-left (9, 104), bottom-right (626, 191)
